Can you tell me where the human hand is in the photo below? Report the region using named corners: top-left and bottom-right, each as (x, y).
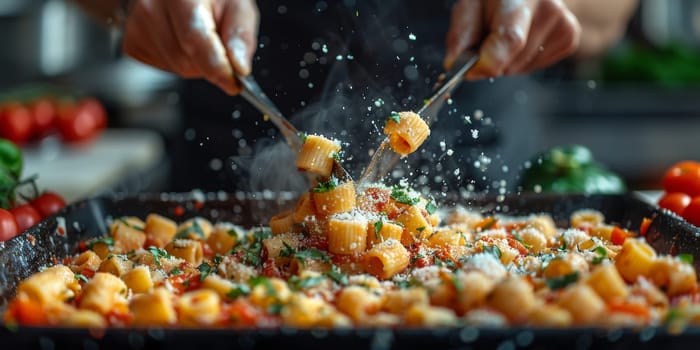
top-left (445, 0), bottom-right (581, 80)
top-left (122, 0), bottom-right (259, 95)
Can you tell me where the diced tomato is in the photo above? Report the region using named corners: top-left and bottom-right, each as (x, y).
top-left (262, 259), bottom-right (281, 278)
top-left (640, 217), bottom-right (652, 237)
top-left (7, 297), bottom-right (49, 326)
top-left (304, 234), bottom-right (328, 251)
top-left (608, 301), bottom-right (650, 320)
top-left (506, 237), bottom-right (529, 256)
top-left (167, 274), bottom-right (201, 294)
top-left (611, 226), bottom-right (631, 245)
top-left (202, 242), bottom-right (214, 259)
top-left (225, 299), bottom-right (262, 326)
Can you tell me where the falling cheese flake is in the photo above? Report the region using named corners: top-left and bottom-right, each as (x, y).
top-left (336, 55), bottom-right (343, 61)
top-left (374, 98), bottom-right (385, 107)
top-left (322, 44), bottom-right (328, 53)
top-left (408, 33), bottom-right (416, 41)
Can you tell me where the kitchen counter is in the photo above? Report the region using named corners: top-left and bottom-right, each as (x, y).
top-left (22, 129), bottom-right (166, 203)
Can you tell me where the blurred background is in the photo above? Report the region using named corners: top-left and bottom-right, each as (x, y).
top-left (1, 0), bottom-right (700, 202)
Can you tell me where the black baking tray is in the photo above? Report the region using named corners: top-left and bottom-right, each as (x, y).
top-left (1, 192), bottom-right (700, 349)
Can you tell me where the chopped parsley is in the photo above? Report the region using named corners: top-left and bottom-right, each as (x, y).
top-left (325, 265), bottom-right (348, 286)
top-left (170, 267), bottom-right (182, 276)
top-left (197, 262), bottom-right (216, 281)
top-left (483, 245), bottom-right (501, 259)
top-left (416, 226), bottom-right (426, 233)
top-left (74, 273), bottom-right (89, 283)
top-left (387, 111), bottom-right (401, 124)
top-left (234, 227), bottom-right (271, 268)
top-left (410, 253), bottom-right (425, 265)
top-left (227, 228), bottom-right (239, 237)
top-left (313, 177), bottom-right (339, 193)
top-left (279, 242), bottom-right (296, 258)
top-left (678, 253), bottom-right (694, 265)
top-left (391, 186), bottom-right (419, 206)
top-left (373, 220), bottom-right (383, 239)
top-left (87, 236), bottom-right (114, 249)
top-left (546, 272), bottom-right (580, 290)
top-left (226, 284), bottom-right (251, 299)
top-left (592, 246), bottom-right (608, 265)
top-left (267, 304), bottom-right (284, 315)
top-left (294, 248), bottom-right (331, 265)
top-left (425, 201), bottom-right (437, 215)
top-left (249, 276), bottom-right (276, 296)
top-left (331, 151), bottom-right (344, 162)
top-left (288, 275), bottom-right (325, 291)
top-left (395, 278), bottom-right (422, 289)
top-left (118, 217), bottom-right (144, 231)
top-left (434, 256), bottom-right (456, 269)
top-left (512, 232), bottom-right (532, 249)
top-left (148, 246), bottom-right (171, 267)
top-left (174, 219), bottom-right (205, 239)
top-left (299, 132), bottom-right (308, 143)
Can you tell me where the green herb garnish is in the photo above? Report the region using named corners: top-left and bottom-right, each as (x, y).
top-left (299, 132), bottom-right (308, 143)
top-left (279, 242), bottom-right (296, 258)
top-left (325, 265), bottom-right (348, 286)
top-left (425, 201), bottom-right (437, 215)
top-left (118, 217), bottom-right (144, 231)
top-left (288, 275), bottom-right (325, 290)
top-left (295, 248), bottom-right (331, 264)
top-left (170, 267), bottom-right (182, 276)
top-left (678, 253), bottom-right (694, 265)
top-left (546, 272), bottom-right (580, 290)
top-left (483, 245), bottom-right (501, 259)
top-left (197, 262), bottom-right (215, 281)
top-left (226, 284), bottom-right (251, 299)
top-left (592, 246), bottom-right (608, 265)
top-left (373, 220), bottom-right (383, 240)
top-left (249, 276), bottom-right (276, 296)
top-left (87, 236), bottom-right (114, 249)
top-left (148, 246), bottom-right (171, 267)
top-left (313, 177), bottom-right (339, 193)
top-left (74, 273), bottom-right (89, 283)
top-left (410, 253), bottom-right (425, 265)
top-left (391, 186), bottom-right (419, 206)
top-left (388, 111), bottom-right (401, 124)
top-left (174, 219), bottom-right (205, 239)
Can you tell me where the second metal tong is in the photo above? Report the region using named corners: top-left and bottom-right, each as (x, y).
top-left (357, 50), bottom-right (480, 187)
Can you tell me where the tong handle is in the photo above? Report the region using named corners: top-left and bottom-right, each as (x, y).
top-left (237, 75), bottom-right (303, 151)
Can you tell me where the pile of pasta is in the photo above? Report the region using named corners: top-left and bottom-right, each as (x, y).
top-left (5, 113), bottom-right (700, 330)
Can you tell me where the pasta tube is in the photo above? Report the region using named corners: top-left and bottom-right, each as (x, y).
top-left (383, 111), bottom-right (430, 155)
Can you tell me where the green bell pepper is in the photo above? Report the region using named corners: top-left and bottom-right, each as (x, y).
top-left (519, 145), bottom-right (626, 194)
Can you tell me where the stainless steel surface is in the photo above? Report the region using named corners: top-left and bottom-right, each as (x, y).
top-left (358, 51), bottom-right (479, 186)
top-left (237, 74), bottom-right (351, 181)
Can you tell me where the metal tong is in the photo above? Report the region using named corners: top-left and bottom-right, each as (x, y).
top-left (357, 50), bottom-right (480, 187)
top-left (236, 75), bottom-right (351, 181)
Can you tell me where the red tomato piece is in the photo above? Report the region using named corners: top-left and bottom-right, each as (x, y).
top-left (610, 226), bottom-right (630, 245)
top-left (0, 208), bottom-right (19, 241)
top-left (658, 192), bottom-right (692, 215)
top-left (0, 103), bottom-right (33, 145)
top-left (662, 161), bottom-right (700, 197)
top-left (682, 197), bottom-right (700, 227)
top-left (31, 191), bottom-right (66, 218)
top-left (56, 98), bottom-right (107, 143)
top-left (10, 204), bottom-right (42, 232)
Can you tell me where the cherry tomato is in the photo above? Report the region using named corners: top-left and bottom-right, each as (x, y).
top-left (31, 192), bottom-right (66, 218)
top-left (662, 161), bottom-right (700, 197)
top-left (56, 98), bottom-right (107, 143)
top-left (658, 192), bottom-right (692, 215)
top-left (682, 197), bottom-right (700, 227)
top-left (0, 103), bottom-right (33, 145)
top-left (29, 98), bottom-right (56, 138)
top-left (11, 204), bottom-right (42, 232)
top-left (0, 208), bottom-right (19, 241)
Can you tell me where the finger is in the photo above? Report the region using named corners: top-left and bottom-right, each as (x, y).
top-left (167, 1), bottom-right (237, 94)
top-left (504, 0), bottom-right (562, 75)
top-left (527, 14), bottom-right (581, 71)
top-left (122, 17), bottom-right (172, 72)
top-left (129, 0), bottom-right (201, 77)
top-left (444, 0), bottom-right (483, 69)
top-left (467, 0), bottom-right (534, 80)
top-left (524, 11), bottom-right (581, 71)
top-left (220, 0), bottom-right (259, 77)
